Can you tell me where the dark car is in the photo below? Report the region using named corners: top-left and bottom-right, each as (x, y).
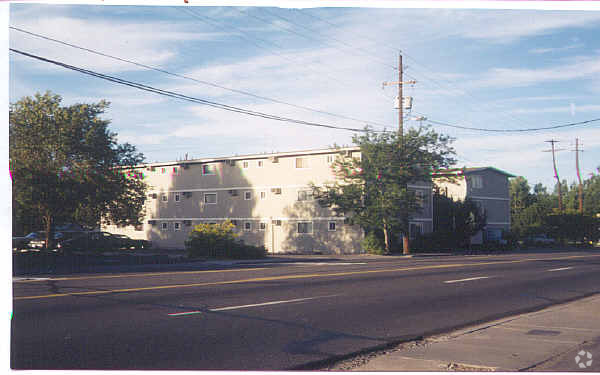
top-left (112, 234), bottom-right (151, 250)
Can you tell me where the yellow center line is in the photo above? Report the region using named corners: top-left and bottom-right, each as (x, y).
top-left (14, 254), bottom-right (600, 301)
top-left (13, 267), bottom-right (270, 283)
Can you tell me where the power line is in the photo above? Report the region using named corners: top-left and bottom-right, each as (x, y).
top-left (423, 116), bottom-right (600, 133)
top-left (296, 9), bottom-right (533, 130)
top-left (179, 7), bottom-right (396, 117)
top-left (9, 25), bottom-right (392, 129)
top-left (253, 7), bottom-right (398, 71)
top-left (10, 48), bottom-right (389, 134)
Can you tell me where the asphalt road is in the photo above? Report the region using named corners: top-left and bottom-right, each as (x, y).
top-left (11, 250), bottom-right (600, 370)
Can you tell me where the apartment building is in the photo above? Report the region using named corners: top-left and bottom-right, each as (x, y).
top-left (104, 147), bottom-right (434, 254)
top-left (434, 167), bottom-right (515, 244)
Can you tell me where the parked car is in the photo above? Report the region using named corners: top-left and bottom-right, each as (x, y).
top-left (112, 234), bottom-right (151, 250)
top-left (526, 234), bottom-right (556, 245)
top-left (12, 236), bottom-right (28, 251)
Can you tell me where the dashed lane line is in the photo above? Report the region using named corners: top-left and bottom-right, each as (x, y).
top-left (547, 267), bottom-right (574, 272)
top-left (443, 276), bottom-right (492, 284)
top-left (14, 254), bottom-right (600, 301)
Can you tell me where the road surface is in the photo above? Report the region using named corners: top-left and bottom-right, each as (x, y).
top-left (11, 250), bottom-right (600, 369)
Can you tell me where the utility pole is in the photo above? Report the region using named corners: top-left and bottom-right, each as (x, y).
top-left (543, 139), bottom-right (564, 212)
top-left (573, 138), bottom-right (584, 214)
top-left (382, 53), bottom-right (417, 255)
top-left (382, 53), bottom-right (416, 136)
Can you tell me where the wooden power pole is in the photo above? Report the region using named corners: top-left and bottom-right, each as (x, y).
top-left (573, 138), bottom-right (584, 214)
top-left (382, 53), bottom-right (416, 255)
top-left (382, 53), bottom-right (416, 136)
top-left (544, 139), bottom-right (564, 212)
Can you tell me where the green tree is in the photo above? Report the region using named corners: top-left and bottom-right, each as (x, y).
top-left (311, 127), bottom-right (456, 254)
top-left (583, 167), bottom-right (600, 216)
top-left (433, 193), bottom-right (487, 247)
top-left (10, 92), bottom-right (147, 248)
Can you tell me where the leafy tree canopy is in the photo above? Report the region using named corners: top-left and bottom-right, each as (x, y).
top-left (311, 127), bottom-right (456, 253)
top-left (10, 92), bottom-right (147, 246)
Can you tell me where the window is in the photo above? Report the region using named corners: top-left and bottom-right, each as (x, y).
top-left (295, 157), bottom-right (308, 169)
top-left (244, 222), bottom-right (252, 231)
top-left (415, 190), bottom-right (429, 208)
top-left (297, 222), bottom-right (313, 234)
top-left (258, 160), bottom-right (264, 167)
top-left (259, 222), bottom-right (266, 231)
top-left (161, 167), bottom-right (167, 174)
top-left (244, 191), bottom-right (252, 200)
top-left (471, 175), bottom-right (483, 189)
top-left (174, 193), bottom-right (180, 202)
top-left (298, 190), bottom-right (314, 201)
top-left (409, 223), bottom-right (423, 239)
top-left (204, 193), bottom-right (217, 204)
top-left (328, 221), bottom-right (336, 231)
top-left (161, 222), bottom-right (169, 231)
top-left (174, 222), bottom-right (181, 231)
top-left (260, 191), bottom-right (267, 199)
top-left (202, 164), bottom-right (216, 176)
top-left (172, 166), bottom-right (179, 175)
top-left (242, 161), bottom-right (249, 169)
top-left (326, 155), bottom-right (335, 164)
top-left (161, 194), bottom-right (168, 202)
top-left (134, 224), bottom-right (143, 231)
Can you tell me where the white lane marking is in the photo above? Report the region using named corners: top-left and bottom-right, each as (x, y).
top-left (292, 262), bottom-right (367, 266)
top-left (444, 276), bottom-right (492, 284)
top-left (168, 311), bottom-right (202, 317)
top-left (209, 294), bottom-right (340, 312)
top-left (547, 267), bottom-right (573, 272)
top-left (13, 277), bottom-right (51, 282)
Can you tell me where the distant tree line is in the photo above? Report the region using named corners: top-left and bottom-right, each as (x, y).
top-left (509, 172), bottom-right (600, 244)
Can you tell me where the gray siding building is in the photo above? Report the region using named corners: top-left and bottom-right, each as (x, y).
top-left (434, 167), bottom-right (515, 244)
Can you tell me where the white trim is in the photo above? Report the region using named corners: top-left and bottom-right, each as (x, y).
top-left (469, 195), bottom-right (510, 201)
top-left (149, 184), bottom-right (316, 194)
top-left (148, 217), bottom-right (348, 221)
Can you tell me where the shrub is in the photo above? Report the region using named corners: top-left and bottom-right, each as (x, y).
top-left (361, 232), bottom-right (385, 255)
top-left (185, 221), bottom-right (267, 259)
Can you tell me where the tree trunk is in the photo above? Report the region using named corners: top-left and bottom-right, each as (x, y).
top-left (403, 234), bottom-right (411, 255)
top-left (383, 224), bottom-right (390, 254)
top-left (43, 213), bottom-right (52, 251)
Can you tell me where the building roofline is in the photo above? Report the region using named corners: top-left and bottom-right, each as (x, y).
top-left (433, 166), bottom-right (515, 178)
top-left (124, 146), bottom-right (361, 169)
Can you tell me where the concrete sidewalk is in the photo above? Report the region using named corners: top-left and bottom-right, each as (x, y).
top-left (343, 294), bottom-right (600, 372)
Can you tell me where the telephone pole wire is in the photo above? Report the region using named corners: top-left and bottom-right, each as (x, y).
top-left (543, 139), bottom-right (565, 212)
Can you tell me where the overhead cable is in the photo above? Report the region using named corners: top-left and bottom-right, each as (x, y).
top-left (9, 25), bottom-right (392, 129)
top-left (10, 48), bottom-right (386, 134)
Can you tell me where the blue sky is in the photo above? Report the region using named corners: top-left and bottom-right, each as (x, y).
top-left (6, 1), bottom-right (600, 190)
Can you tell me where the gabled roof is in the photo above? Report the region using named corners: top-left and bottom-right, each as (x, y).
top-left (433, 167), bottom-right (515, 178)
